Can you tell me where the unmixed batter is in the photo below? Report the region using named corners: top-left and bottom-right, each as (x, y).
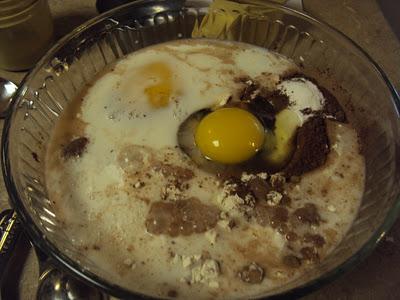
top-left (45, 39), bottom-right (364, 299)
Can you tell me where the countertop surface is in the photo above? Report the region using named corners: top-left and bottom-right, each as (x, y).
top-left (0, 0), bottom-right (399, 299)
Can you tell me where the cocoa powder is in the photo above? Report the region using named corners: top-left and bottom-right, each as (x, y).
top-left (284, 117), bottom-right (330, 177)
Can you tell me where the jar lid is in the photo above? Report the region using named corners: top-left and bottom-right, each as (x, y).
top-left (0, 0), bottom-right (42, 28)
top-left (0, 0), bottom-right (37, 18)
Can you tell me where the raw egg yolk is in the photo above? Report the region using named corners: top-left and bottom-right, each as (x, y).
top-left (195, 107), bottom-right (265, 164)
top-left (142, 62), bottom-right (172, 108)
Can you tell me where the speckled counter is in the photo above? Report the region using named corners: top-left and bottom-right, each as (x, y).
top-left (0, 0), bottom-right (399, 299)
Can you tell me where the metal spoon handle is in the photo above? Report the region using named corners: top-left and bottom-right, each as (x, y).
top-left (0, 210), bottom-right (23, 281)
top-left (0, 78), bottom-right (18, 119)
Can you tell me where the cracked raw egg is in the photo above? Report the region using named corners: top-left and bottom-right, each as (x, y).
top-left (178, 105), bottom-right (298, 173)
top-left (141, 62), bottom-right (173, 108)
top-left (194, 107), bottom-right (265, 164)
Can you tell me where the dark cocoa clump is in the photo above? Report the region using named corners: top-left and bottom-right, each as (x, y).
top-left (303, 233), bottom-right (326, 248)
top-left (238, 262), bottom-right (265, 284)
top-left (247, 96), bottom-right (276, 128)
top-left (319, 86), bottom-right (347, 123)
top-left (282, 255), bottom-right (302, 268)
top-left (293, 203), bottom-right (321, 226)
top-left (270, 206), bottom-right (289, 228)
top-left (238, 78), bottom-right (260, 102)
top-left (62, 137), bottom-right (89, 159)
top-left (145, 198), bottom-right (220, 237)
top-left (269, 174), bottom-right (286, 191)
top-left (300, 247), bottom-right (319, 262)
top-left (237, 77), bottom-right (290, 129)
top-left (225, 176), bottom-right (250, 199)
top-left (267, 90), bottom-right (289, 113)
top-left (280, 194), bottom-right (292, 206)
top-left (247, 177), bottom-right (272, 201)
top-left (32, 152), bottom-right (39, 162)
top-left (283, 117), bottom-right (329, 177)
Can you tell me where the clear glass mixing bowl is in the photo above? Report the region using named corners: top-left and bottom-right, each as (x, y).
top-left (2, 0), bottom-right (400, 298)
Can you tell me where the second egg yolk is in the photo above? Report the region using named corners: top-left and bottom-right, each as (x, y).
top-left (195, 107), bottom-right (265, 164)
top-left (142, 62), bottom-right (172, 108)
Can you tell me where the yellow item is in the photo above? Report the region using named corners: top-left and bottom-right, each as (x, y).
top-left (195, 107), bottom-right (265, 164)
top-left (142, 62), bottom-right (173, 108)
top-left (262, 109), bottom-right (300, 167)
top-left (144, 83), bottom-right (172, 108)
top-left (192, 0), bottom-right (286, 39)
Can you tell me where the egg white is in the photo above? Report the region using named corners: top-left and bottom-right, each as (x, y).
top-left (81, 39), bottom-right (297, 154)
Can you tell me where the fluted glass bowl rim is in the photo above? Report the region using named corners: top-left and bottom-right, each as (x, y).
top-left (2, 0), bottom-right (400, 299)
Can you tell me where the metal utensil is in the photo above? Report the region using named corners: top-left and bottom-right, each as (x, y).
top-left (0, 77), bottom-right (107, 299)
top-left (0, 210), bottom-right (22, 284)
top-left (36, 263), bottom-right (108, 300)
top-left (0, 213), bottom-right (109, 300)
top-left (0, 78), bottom-right (17, 118)
top-left (0, 77), bottom-right (21, 286)
top-left (0, 210), bottom-right (108, 300)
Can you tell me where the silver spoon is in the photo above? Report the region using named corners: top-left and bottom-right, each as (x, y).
top-left (36, 259), bottom-right (108, 300)
top-left (0, 77), bottom-right (17, 118)
top-left (0, 78), bottom-right (108, 300)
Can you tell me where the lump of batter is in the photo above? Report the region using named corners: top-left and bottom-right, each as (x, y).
top-left (145, 197), bottom-right (220, 237)
top-left (238, 262), bottom-right (265, 284)
top-left (62, 137), bottom-right (89, 159)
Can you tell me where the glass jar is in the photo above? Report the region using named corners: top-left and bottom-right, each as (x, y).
top-left (0, 0), bottom-right (53, 71)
